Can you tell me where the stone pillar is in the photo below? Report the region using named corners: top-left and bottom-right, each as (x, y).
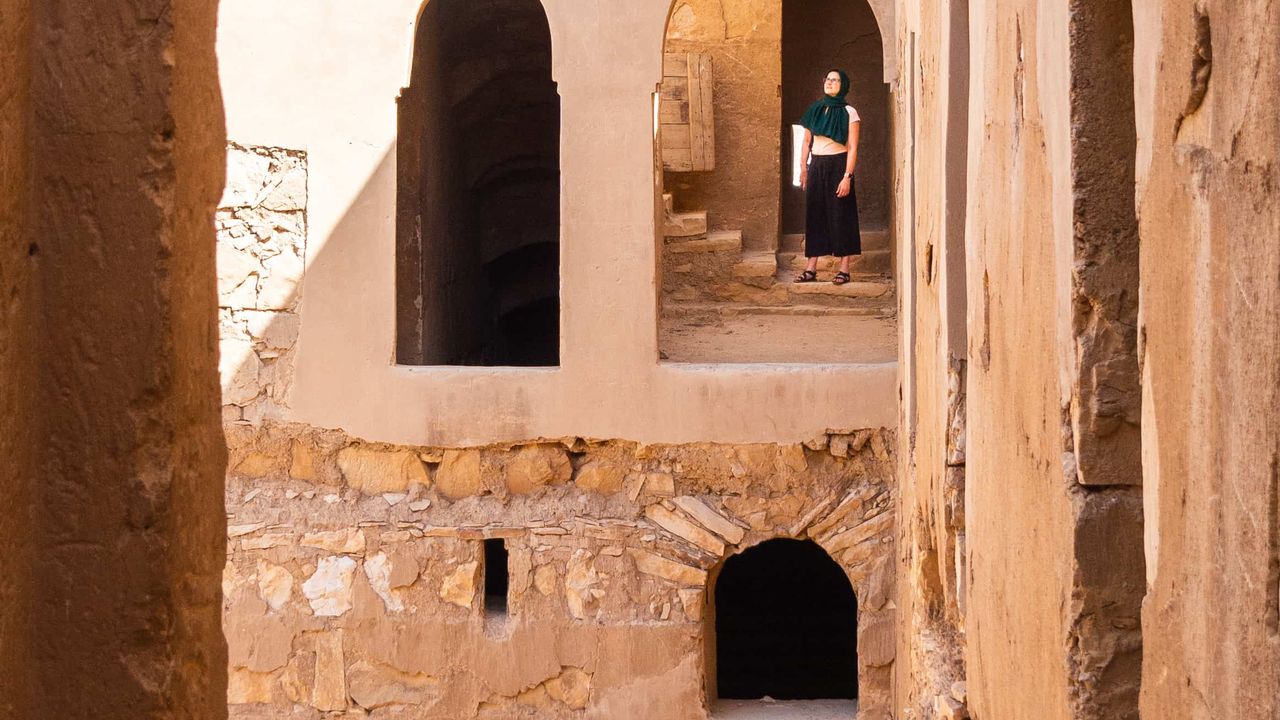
top-left (3, 0), bottom-right (229, 717)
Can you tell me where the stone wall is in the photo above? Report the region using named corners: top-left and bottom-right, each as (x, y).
top-left (1136, 1), bottom-right (1280, 716)
top-left (223, 423), bottom-right (897, 719)
top-left (218, 144), bottom-right (307, 424)
top-left (663, 0), bottom-right (781, 251)
top-left (3, 0), bottom-right (229, 717)
top-left (895, 0), bottom-right (1145, 718)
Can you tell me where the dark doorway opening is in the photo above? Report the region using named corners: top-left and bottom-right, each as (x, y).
top-left (781, 0), bottom-right (889, 237)
top-left (715, 538), bottom-right (858, 700)
top-left (396, 0), bottom-right (561, 366)
top-left (484, 538), bottom-right (509, 616)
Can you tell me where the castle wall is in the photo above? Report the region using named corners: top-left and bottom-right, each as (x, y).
top-left (1135, 1), bottom-right (1280, 715)
top-left (223, 425), bottom-right (897, 719)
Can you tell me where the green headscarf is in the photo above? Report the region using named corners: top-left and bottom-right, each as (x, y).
top-left (799, 69), bottom-right (852, 146)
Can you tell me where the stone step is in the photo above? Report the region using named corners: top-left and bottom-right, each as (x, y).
top-left (665, 210), bottom-right (708, 238)
top-left (667, 230), bottom-right (741, 254)
top-left (781, 269), bottom-right (893, 302)
top-left (663, 301), bottom-right (895, 319)
top-left (731, 250), bottom-right (779, 289)
top-left (778, 249), bottom-right (892, 276)
top-left (780, 229), bottom-right (891, 254)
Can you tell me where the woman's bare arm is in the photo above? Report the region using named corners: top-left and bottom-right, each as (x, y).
top-left (800, 128), bottom-right (813, 189)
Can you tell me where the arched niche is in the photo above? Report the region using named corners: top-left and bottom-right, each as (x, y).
top-left (395, 0), bottom-right (562, 366)
top-left (708, 538), bottom-right (860, 704)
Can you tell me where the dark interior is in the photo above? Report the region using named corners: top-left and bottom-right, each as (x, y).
top-left (715, 538), bottom-right (859, 700)
top-left (484, 538), bottom-right (509, 615)
top-left (396, 0), bottom-right (561, 366)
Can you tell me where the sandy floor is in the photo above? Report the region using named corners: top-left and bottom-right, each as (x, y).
top-left (711, 699), bottom-right (859, 720)
top-left (660, 312), bottom-right (897, 364)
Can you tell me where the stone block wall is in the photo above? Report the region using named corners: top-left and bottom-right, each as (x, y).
top-left (222, 423), bottom-right (897, 719)
top-left (218, 144), bottom-right (307, 423)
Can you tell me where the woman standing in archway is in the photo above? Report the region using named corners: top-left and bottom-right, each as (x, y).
top-left (794, 70), bottom-right (862, 285)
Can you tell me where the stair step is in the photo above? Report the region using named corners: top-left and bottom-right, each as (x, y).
top-left (663, 302), bottom-right (895, 318)
top-left (781, 229), bottom-right (891, 253)
top-left (732, 251), bottom-right (779, 280)
top-left (783, 270), bottom-right (893, 299)
top-left (664, 210), bottom-right (707, 238)
top-left (667, 230), bottom-right (741, 254)
top-left (779, 249), bottom-right (891, 276)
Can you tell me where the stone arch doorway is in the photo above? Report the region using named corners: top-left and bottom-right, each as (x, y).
top-left (396, 0), bottom-right (561, 367)
top-left (710, 538), bottom-right (859, 714)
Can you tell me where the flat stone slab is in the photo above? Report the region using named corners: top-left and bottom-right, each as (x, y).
top-left (667, 230), bottom-right (742, 254)
top-left (664, 210), bottom-right (708, 237)
top-left (788, 279), bottom-right (891, 299)
top-left (711, 699), bottom-right (859, 720)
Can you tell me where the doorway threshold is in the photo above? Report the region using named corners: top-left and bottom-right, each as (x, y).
top-left (711, 699), bottom-right (859, 720)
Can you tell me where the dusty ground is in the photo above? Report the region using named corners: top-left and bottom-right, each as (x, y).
top-left (711, 699), bottom-right (860, 719)
top-left (660, 311), bottom-right (897, 364)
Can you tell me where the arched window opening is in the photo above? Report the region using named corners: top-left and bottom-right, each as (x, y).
top-left (657, 0), bottom-right (895, 365)
top-left (397, 0), bottom-right (561, 367)
top-left (712, 539), bottom-right (858, 715)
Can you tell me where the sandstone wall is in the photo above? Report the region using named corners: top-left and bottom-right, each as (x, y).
top-left (223, 425), bottom-right (897, 719)
top-left (892, 0), bottom-right (970, 715)
top-left (0, 0), bottom-right (34, 715)
top-left (1135, 1), bottom-right (1280, 716)
top-left (14, 0), bottom-right (229, 716)
top-left (895, 0), bottom-right (1145, 718)
top-left (663, 0), bottom-right (781, 251)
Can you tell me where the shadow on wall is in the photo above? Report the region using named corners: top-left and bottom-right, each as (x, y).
top-left (218, 144), bottom-right (394, 425)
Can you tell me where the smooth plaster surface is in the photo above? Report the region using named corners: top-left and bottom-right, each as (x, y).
top-left (216, 0), bottom-right (898, 447)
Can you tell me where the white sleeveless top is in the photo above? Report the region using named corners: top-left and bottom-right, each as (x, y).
top-left (812, 106), bottom-right (861, 155)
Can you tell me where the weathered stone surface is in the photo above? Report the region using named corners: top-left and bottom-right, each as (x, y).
top-left (312, 631), bottom-right (346, 711)
top-left (337, 446), bottom-right (429, 494)
top-left (440, 562), bottom-right (479, 609)
top-left (630, 550), bottom-right (707, 586)
top-left (672, 496), bottom-right (746, 544)
top-left (301, 528), bottom-right (365, 555)
top-left (302, 556), bottom-right (357, 617)
top-left (257, 561), bottom-right (294, 612)
top-left (436, 449), bottom-right (484, 500)
top-left (348, 660), bottom-right (439, 710)
top-left (575, 462), bottom-right (626, 493)
top-left (505, 445), bottom-right (572, 494)
top-left (363, 552), bottom-right (404, 612)
top-left (564, 550), bottom-right (600, 620)
top-left (645, 505), bottom-right (726, 555)
top-left (545, 667), bottom-right (592, 709)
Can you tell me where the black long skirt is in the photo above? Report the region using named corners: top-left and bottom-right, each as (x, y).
top-left (804, 152), bottom-right (862, 258)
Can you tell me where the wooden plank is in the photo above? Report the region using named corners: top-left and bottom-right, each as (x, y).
top-left (659, 76), bottom-right (688, 102)
top-left (663, 52), bottom-right (689, 77)
top-left (660, 125), bottom-right (691, 150)
top-left (658, 102), bottom-right (689, 125)
top-left (687, 53), bottom-right (715, 171)
top-left (662, 148), bottom-right (692, 172)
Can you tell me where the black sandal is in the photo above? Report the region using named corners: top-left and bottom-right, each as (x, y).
top-left (793, 269), bottom-right (818, 283)
top-left (832, 271), bottom-right (851, 285)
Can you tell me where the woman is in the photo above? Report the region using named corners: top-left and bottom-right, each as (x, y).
top-left (794, 69), bottom-right (862, 285)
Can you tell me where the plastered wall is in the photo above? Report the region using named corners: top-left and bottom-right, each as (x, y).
top-left (1136, 1), bottom-right (1280, 716)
